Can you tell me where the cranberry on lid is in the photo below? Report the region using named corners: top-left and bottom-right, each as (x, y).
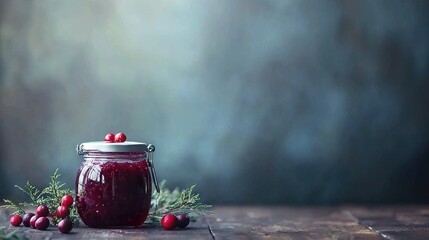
top-left (76, 134), bottom-right (159, 193)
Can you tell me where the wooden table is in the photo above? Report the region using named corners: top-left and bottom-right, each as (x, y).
top-left (2, 206), bottom-right (429, 239)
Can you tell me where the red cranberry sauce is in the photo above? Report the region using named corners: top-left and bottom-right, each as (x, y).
top-left (76, 153), bottom-right (151, 227)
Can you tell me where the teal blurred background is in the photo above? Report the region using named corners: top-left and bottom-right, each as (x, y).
top-left (1, 0), bottom-right (429, 205)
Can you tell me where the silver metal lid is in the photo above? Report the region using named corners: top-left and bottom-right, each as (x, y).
top-left (76, 141), bottom-right (155, 155)
top-left (76, 140), bottom-right (159, 192)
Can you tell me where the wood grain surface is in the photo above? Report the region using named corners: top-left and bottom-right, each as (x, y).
top-left (2, 206), bottom-right (429, 239)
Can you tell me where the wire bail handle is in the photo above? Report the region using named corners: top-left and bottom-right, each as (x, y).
top-left (147, 144), bottom-right (160, 193)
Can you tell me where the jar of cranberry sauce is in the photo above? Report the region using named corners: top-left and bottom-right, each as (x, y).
top-left (76, 141), bottom-right (159, 227)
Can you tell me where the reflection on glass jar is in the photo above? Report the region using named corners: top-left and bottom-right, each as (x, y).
top-left (76, 141), bottom-right (157, 228)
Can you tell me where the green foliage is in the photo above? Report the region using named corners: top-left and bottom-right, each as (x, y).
top-left (146, 180), bottom-right (213, 224)
top-left (1, 169), bottom-right (79, 226)
top-left (1, 170), bottom-right (212, 227)
top-left (0, 200), bottom-right (25, 216)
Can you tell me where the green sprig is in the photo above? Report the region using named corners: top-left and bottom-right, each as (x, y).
top-left (14, 181), bottom-right (41, 205)
top-left (146, 180), bottom-right (213, 224)
top-left (1, 170), bottom-right (212, 227)
top-left (0, 199), bottom-right (25, 215)
top-left (1, 169), bottom-right (79, 226)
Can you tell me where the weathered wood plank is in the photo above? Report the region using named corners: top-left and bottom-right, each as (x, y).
top-left (3, 206), bottom-right (429, 239)
top-left (206, 206), bottom-right (384, 239)
top-left (0, 209), bottom-right (211, 240)
top-left (348, 205), bottom-right (429, 240)
top-left (0, 223), bottom-right (212, 240)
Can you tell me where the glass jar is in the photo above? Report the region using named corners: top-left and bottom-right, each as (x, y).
top-left (75, 141), bottom-right (159, 227)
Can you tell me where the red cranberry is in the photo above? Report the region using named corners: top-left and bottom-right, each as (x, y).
top-left (61, 194), bottom-right (74, 208)
top-left (114, 132), bottom-right (127, 142)
top-left (58, 218), bottom-right (73, 233)
top-left (35, 216), bottom-right (50, 230)
top-left (161, 214), bottom-right (178, 230)
top-left (22, 213), bottom-right (35, 227)
top-left (30, 215), bottom-right (38, 228)
top-left (176, 213), bottom-right (190, 228)
top-left (56, 206), bottom-right (70, 218)
top-left (10, 215), bottom-right (22, 226)
top-left (36, 204), bottom-right (49, 217)
top-left (104, 133), bottom-right (115, 142)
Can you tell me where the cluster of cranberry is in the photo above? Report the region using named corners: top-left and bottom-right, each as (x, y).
top-left (9, 194), bottom-right (74, 234)
top-left (104, 132), bottom-right (127, 142)
top-left (161, 213), bottom-right (190, 230)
